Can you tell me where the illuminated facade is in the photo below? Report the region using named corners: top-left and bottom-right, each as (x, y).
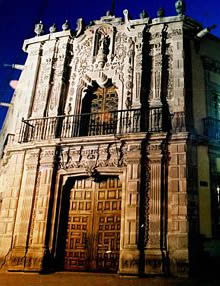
top-left (0, 4), bottom-right (220, 277)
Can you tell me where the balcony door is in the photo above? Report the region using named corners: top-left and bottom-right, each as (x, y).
top-left (80, 86), bottom-right (118, 136)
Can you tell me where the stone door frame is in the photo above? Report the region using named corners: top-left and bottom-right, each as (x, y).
top-left (50, 168), bottom-right (127, 271)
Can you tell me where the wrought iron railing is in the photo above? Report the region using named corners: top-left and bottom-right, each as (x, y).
top-left (18, 107), bottom-right (174, 143)
top-left (203, 117), bottom-right (220, 140)
top-left (19, 109), bottom-right (142, 143)
top-left (148, 107), bottom-right (163, 132)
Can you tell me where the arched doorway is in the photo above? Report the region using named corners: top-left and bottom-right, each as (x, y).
top-left (60, 176), bottom-right (122, 272)
top-left (80, 85), bottom-right (118, 136)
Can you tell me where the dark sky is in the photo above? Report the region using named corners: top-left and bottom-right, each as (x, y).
top-left (0, 0), bottom-right (219, 129)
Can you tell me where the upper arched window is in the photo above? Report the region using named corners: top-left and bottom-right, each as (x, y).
top-left (80, 85), bottom-right (118, 135)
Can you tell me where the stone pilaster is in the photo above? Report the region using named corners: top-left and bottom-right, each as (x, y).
top-left (0, 152), bottom-right (25, 268)
top-left (168, 137), bottom-right (190, 276)
top-left (119, 142), bottom-right (141, 274)
top-left (8, 149), bottom-right (40, 271)
top-left (14, 42), bottom-right (42, 142)
top-left (144, 139), bottom-right (166, 274)
top-left (31, 40), bottom-right (57, 118)
top-left (148, 25), bottom-right (164, 107)
top-left (24, 147), bottom-right (57, 271)
top-left (171, 24), bottom-right (185, 114)
top-left (46, 37), bottom-right (71, 117)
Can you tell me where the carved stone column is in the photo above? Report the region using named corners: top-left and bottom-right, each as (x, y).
top-left (145, 140), bottom-right (165, 274)
top-left (24, 147), bottom-right (57, 271)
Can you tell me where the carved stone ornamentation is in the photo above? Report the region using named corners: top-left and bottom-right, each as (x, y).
top-left (145, 142), bottom-right (164, 249)
top-left (31, 41), bottom-right (58, 117)
top-left (62, 20), bottom-right (70, 31)
top-left (46, 38), bottom-right (71, 116)
top-left (158, 8), bottom-right (165, 18)
top-left (74, 37), bottom-right (93, 75)
top-left (95, 33), bottom-right (110, 68)
top-left (123, 9), bottom-right (130, 24)
top-left (75, 18), bottom-right (85, 37)
top-left (175, 0), bottom-right (186, 16)
top-left (49, 24), bottom-right (57, 34)
top-left (166, 45), bottom-right (173, 100)
top-left (34, 21), bottom-right (44, 36)
top-left (140, 10), bottom-right (148, 19)
top-left (58, 142), bottom-right (128, 171)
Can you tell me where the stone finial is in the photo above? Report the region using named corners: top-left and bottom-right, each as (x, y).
top-left (123, 9), bottom-right (130, 23)
top-left (62, 20), bottom-right (70, 31)
top-left (106, 10), bottom-right (113, 17)
top-left (175, 0), bottom-right (186, 16)
top-left (49, 24), bottom-right (57, 33)
top-left (140, 10), bottom-right (148, 19)
top-left (34, 21), bottom-right (44, 36)
top-left (157, 8), bottom-right (165, 18)
top-left (76, 18), bottom-right (85, 37)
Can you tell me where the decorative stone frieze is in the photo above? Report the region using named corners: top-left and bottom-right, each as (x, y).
top-left (58, 142), bottom-right (128, 171)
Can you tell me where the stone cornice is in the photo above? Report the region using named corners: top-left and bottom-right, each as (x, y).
top-left (3, 132), bottom-right (147, 153)
top-left (22, 14), bottom-right (206, 54)
top-left (23, 30), bottom-right (72, 52)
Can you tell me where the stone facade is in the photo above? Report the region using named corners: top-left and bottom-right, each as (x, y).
top-left (0, 7), bottom-right (220, 277)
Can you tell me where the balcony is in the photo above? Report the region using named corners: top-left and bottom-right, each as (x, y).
top-left (18, 107), bottom-right (172, 143)
top-left (203, 117), bottom-right (220, 140)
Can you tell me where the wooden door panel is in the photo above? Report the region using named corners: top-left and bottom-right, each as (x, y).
top-left (64, 178), bottom-right (93, 271)
top-left (95, 178), bottom-right (121, 272)
top-left (64, 215), bottom-right (91, 270)
top-left (64, 177), bottom-right (121, 272)
top-left (96, 215), bottom-right (121, 272)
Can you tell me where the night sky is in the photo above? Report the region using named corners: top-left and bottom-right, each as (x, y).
top-left (0, 0), bottom-right (219, 129)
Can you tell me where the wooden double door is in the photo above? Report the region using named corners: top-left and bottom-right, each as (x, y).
top-left (64, 177), bottom-right (122, 272)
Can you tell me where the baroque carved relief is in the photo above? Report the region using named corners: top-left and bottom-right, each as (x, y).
top-left (58, 142), bottom-right (128, 171)
top-left (31, 41), bottom-right (57, 117)
top-left (166, 44), bottom-right (173, 100)
top-left (73, 36), bottom-right (93, 74)
top-left (46, 39), bottom-right (72, 116)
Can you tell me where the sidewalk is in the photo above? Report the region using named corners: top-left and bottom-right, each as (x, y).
top-left (0, 272), bottom-right (219, 286)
